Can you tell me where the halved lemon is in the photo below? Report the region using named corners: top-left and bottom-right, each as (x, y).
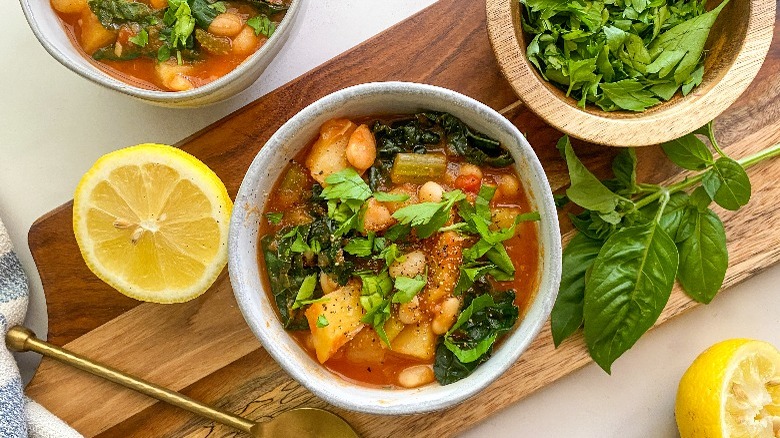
top-left (676, 339), bottom-right (780, 438)
top-left (73, 144), bottom-right (232, 303)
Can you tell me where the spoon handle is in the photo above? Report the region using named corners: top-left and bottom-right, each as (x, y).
top-left (6, 326), bottom-right (256, 435)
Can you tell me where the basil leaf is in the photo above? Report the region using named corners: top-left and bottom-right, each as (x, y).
top-left (551, 233), bottom-right (603, 347)
top-left (676, 208), bottom-right (728, 304)
top-left (560, 136), bottom-right (628, 214)
top-left (612, 149), bottom-right (637, 194)
top-left (704, 157), bottom-right (751, 211)
top-left (661, 133), bottom-right (714, 170)
top-left (657, 192), bottom-right (692, 243)
top-left (584, 223), bottom-right (679, 373)
top-left (689, 186), bottom-right (712, 212)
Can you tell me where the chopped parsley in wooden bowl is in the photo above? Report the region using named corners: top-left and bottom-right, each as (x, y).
top-left (486, 0), bottom-right (775, 146)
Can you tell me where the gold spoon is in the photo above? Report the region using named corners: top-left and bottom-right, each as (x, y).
top-left (6, 326), bottom-right (359, 438)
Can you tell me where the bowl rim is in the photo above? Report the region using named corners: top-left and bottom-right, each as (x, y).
top-left (486, 0), bottom-right (776, 147)
top-left (18, 0), bottom-right (302, 103)
top-left (228, 81), bottom-right (562, 414)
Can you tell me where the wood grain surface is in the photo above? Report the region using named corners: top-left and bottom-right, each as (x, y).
top-left (24, 0), bottom-right (780, 436)
top-left (487, 0), bottom-right (776, 147)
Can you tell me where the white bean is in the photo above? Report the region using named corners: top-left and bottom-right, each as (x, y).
top-left (398, 296), bottom-right (423, 325)
top-left (389, 250), bottom-right (426, 279)
top-left (418, 181), bottom-right (444, 203)
top-left (231, 26), bottom-right (259, 55)
top-left (363, 198), bottom-right (395, 232)
top-left (397, 365), bottom-right (435, 388)
top-left (209, 13), bottom-right (243, 37)
top-left (432, 297), bottom-right (461, 335)
top-left (346, 124), bottom-right (377, 172)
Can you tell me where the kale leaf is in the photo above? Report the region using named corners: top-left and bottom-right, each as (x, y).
top-left (434, 290), bottom-right (519, 384)
top-left (88, 0), bottom-right (158, 28)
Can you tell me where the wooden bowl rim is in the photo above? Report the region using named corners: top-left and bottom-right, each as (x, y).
top-left (486, 0), bottom-right (776, 147)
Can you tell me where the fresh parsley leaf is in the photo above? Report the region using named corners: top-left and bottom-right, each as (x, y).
top-left (343, 233), bottom-right (375, 257)
top-left (266, 212), bottom-right (283, 225)
top-left (247, 14), bottom-right (276, 38)
top-left (322, 168), bottom-right (372, 202)
top-left (377, 243), bottom-right (405, 266)
top-left (128, 28), bottom-right (148, 47)
top-left (392, 274), bottom-right (427, 304)
top-left (291, 274), bottom-right (318, 310)
top-left (358, 270), bottom-right (394, 345)
top-left (316, 315), bottom-right (329, 328)
top-left (392, 190), bottom-right (466, 238)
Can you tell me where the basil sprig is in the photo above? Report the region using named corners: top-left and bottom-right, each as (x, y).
top-left (552, 121), bottom-right (780, 372)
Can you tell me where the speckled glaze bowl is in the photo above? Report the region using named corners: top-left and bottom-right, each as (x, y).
top-left (18, 0), bottom-right (301, 107)
top-left (228, 82), bottom-right (562, 414)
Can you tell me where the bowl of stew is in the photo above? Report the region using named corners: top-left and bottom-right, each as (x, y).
top-left (19, 0), bottom-right (300, 106)
top-left (229, 82), bottom-right (562, 414)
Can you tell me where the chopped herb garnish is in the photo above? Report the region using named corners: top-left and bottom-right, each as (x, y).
top-left (266, 212), bottom-right (283, 224)
top-left (128, 28), bottom-right (149, 47)
top-left (316, 315), bottom-right (329, 328)
top-left (392, 274), bottom-right (427, 304)
top-left (247, 14), bottom-right (276, 38)
top-left (392, 190), bottom-right (466, 238)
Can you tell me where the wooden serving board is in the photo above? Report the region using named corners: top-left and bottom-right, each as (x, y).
top-left (25, 1), bottom-right (780, 436)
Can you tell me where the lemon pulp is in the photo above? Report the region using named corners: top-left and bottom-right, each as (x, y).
top-left (73, 144), bottom-right (232, 303)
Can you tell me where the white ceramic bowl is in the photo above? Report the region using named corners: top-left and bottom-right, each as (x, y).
top-left (18, 0), bottom-right (302, 107)
top-left (228, 82), bottom-right (562, 414)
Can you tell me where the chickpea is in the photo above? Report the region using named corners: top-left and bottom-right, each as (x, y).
top-left (320, 272), bottom-right (339, 294)
top-left (432, 297), bottom-right (461, 335)
top-left (459, 163), bottom-right (483, 179)
top-left (389, 250), bottom-right (426, 278)
top-left (397, 365), bottom-right (435, 388)
top-left (51, 0), bottom-right (87, 14)
top-left (497, 174), bottom-right (521, 198)
top-left (418, 181), bottom-right (444, 203)
top-left (398, 296), bottom-right (423, 324)
top-left (231, 26), bottom-right (260, 55)
top-left (346, 124), bottom-right (377, 172)
top-left (208, 13), bottom-right (243, 37)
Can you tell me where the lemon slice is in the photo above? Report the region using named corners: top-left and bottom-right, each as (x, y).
top-left (676, 339), bottom-right (780, 438)
top-left (73, 144), bottom-right (232, 303)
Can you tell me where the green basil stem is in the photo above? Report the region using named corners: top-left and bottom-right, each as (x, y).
top-left (705, 123), bottom-right (727, 158)
top-left (653, 191), bottom-right (671, 223)
top-left (635, 142), bottom-right (780, 210)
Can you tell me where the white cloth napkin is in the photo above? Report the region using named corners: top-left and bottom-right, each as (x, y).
top-left (0, 216), bottom-right (82, 437)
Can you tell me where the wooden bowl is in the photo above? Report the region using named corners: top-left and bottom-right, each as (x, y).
top-left (486, 0), bottom-right (775, 147)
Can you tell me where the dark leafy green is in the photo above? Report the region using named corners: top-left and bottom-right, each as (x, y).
top-left (88, 0), bottom-right (157, 29)
top-left (428, 113), bottom-right (514, 167)
top-left (434, 291), bottom-right (518, 384)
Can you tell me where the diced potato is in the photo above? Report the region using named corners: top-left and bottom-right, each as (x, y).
top-left (424, 231), bottom-right (464, 303)
top-left (149, 0), bottom-right (167, 8)
top-left (80, 11), bottom-right (117, 55)
top-left (384, 316), bottom-right (406, 343)
top-left (305, 284), bottom-right (366, 363)
top-left (490, 207), bottom-right (522, 235)
top-left (362, 198), bottom-right (395, 233)
top-left (345, 328), bottom-right (385, 363)
top-left (52, 0), bottom-right (88, 14)
top-left (305, 119), bottom-right (357, 184)
top-left (391, 321), bottom-right (436, 361)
